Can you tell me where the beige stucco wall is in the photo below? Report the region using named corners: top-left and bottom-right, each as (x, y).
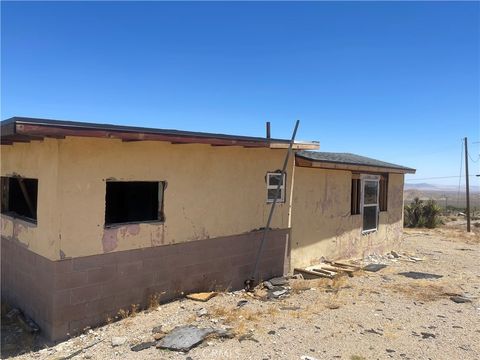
top-left (290, 167), bottom-right (404, 269)
top-left (1, 137), bottom-right (292, 260)
top-left (1, 139), bottom-right (61, 260)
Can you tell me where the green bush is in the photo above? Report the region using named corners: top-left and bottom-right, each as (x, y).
top-left (404, 197), bottom-right (441, 228)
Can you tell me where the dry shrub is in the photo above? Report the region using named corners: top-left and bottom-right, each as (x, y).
top-left (130, 303), bottom-right (139, 317)
top-left (117, 308), bottom-right (130, 319)
top-left (289, 277), bottom-right (332, 293)
top-left (385, 280), bottom-right (460, 302)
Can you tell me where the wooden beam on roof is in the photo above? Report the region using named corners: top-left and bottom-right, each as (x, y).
top-left (15, 123), bottom-right (271, 148)
top-left (270, 142), bottom-right (319, 150)
top-left (296, 158), bottom-right (415, 174)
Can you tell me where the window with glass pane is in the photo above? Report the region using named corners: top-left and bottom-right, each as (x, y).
top-left (266, 172), bottom-right (285, 203)
top-left (362, 178), bottom-right (379, 232)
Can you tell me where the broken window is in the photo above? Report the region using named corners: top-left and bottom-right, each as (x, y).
top-left (266, 172), bottom-right (286, 203)
top-left (1, 176), bottom-right (38, 222)
top-left (362, 175), bottom-right (380, 233)
top-left (351, 176), bottom-right (361, 215)
top-left (105, 181), bottom-right (165, 226)
top-left (379, 174), bottom-right (388, 212)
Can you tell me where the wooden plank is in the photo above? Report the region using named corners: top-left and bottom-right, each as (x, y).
top-left (318, 264), bottom-right (355, 273)
top-left (326, 261), bottom-right (361, 270)
top-left (293, 268), bottom-right (333, 279)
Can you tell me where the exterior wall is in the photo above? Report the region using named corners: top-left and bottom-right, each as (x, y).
top-left (290, 167), bottom-right (404, 269)
top-left (1, 137), bottom-right (293, 341)
top-left (1, 229), bottom-right (288, 341)
top-left (1, 139), bottom-right (61, 260)
top-left (1, 137), bottom-right (293, 260)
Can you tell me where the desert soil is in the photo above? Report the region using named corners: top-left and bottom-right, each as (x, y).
top-left (3, 226), bottom-right (479, 360)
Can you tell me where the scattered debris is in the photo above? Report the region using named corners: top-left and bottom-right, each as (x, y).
top-left (111, 337), bottom-right (127, 347)
top-left (301, 356), bottom-right (319, 360)
top-left (363, 264), bottom-right (387, 272)
top-left (237, 300), bottom-right (248, 307)
top-left (294, 268), bottom-right (334, 279)
top-left (61, 340), bottom-right (103, 360)
top-left (153, 332), bottom-right (165, 341)
top-left (5, 308), bottom-right (20, 320)
top-left (186, 292), bottom-right (218, 302)
top-left (17, 312), bottom-right (40, 334)
top-left (450, 295), bottom-right (472, 304)
top-left (269, 277), bottom-right (289, 286)
top-left (263, 281), bottom-right (274, 290)
top-left (390, 251), bottom-right (400, 258)
top-left (197, 308), bottom-right (208, 317)
top-left (130, 341), bottom-right (156, 352)
top-left (398, 272), bottom-right (443, 280)
top-left (270, 289), bottom-right (288, 298)
top-left (156, 325), bottom-right (215, 352)
top-left (152, 325), bottom-right (163, 334)
top-left (213, 328), bottom-right (235, 339)
top-left (280, 306), bottom-right (301, 311)
top-left (364, 328), bottom-right (383, 335)
top-left (238, 331), bottom-right (259, 343)
top-left (268, 330), bottom-right (276, 335)
top-left (421, 332), bottom-right (436, 339)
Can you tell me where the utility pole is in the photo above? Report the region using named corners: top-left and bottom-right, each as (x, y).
top-left (464, 137), bottom-right (471, 232)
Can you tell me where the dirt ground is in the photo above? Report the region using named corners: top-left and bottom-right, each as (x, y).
top-left (2, 225), bottom-right (479, 360)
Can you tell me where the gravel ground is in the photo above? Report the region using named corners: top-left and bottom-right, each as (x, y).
top-left (4, 227), bottom-right (480, 360)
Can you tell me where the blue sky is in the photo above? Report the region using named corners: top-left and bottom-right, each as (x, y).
top-left (1, 1), bottom-right (479, 186)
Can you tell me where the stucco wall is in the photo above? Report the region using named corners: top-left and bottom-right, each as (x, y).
top-left (1, 139), bottom-right (61, 260)
top-left (290, 167), bottom-right (404, 269)
top-left (1, 137), bottom-right (292, 260)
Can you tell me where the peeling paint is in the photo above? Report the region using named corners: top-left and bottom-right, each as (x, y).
top-left (102, 228), bottom-right (118, 253)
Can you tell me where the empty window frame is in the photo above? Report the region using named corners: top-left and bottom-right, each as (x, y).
top-left (105, 181), bottom-right (165, 226)
top-left (361, 175), bottom-right (380, 233)
top-left (1, 176), bottom-right (38, 222)
top-left (379, 174), bottom-right (388, 212)
top-left (266, 172), bottom-right (286, 203)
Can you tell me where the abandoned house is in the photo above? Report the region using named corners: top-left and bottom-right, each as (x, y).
top-left (1, 117), bottom-right (414, 341)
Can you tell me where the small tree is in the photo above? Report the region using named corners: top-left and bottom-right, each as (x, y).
top-left (404, 197), bottom-right (441, 228)
top-left (423, 200), bottom-right (441, 228)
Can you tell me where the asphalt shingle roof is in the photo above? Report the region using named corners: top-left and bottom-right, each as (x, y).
top-left (296, 151), bottom-right (415, 173)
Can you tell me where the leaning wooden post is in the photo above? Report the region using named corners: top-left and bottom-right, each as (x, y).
top-left (246, 120), bottom-right (300, 290)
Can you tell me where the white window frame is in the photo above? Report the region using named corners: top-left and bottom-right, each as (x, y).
top-left (361, 174), bottom-right (380, 234)
top-left (266, 172), bottom-right (286, 203)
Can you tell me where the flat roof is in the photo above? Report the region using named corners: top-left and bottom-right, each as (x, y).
top-left (1, 117), bottom-right (319, 149)
top-left (296, 150), bottom-right (416, 174)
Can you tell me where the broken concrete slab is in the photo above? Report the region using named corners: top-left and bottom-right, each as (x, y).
top-left (363, 264), bottom-right (387, 272)
top-left (186, 292), bottom-right (218, 302)
top-left (268, 277), bottom-right (288, 286)
top-left (156, 325), bottom-right (215, 352)
top-left (450, 295), bottom-right (472, 303)
top-left (398, 271), bottom-right (443, 280)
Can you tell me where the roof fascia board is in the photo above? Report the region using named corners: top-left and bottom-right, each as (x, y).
top-left (295, 158), bottom-right (416, 174)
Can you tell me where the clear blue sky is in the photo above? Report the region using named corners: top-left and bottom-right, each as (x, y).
top-left (2, 1), bottom-right (479, 186)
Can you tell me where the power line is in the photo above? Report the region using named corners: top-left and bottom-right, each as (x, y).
top-left (406, 175), bottom-right (478, 181)
top-left (468, 153), bottom-right (480, 163)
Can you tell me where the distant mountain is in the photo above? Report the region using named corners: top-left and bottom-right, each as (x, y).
top-left (404, 183), bottom-right (480, 193)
